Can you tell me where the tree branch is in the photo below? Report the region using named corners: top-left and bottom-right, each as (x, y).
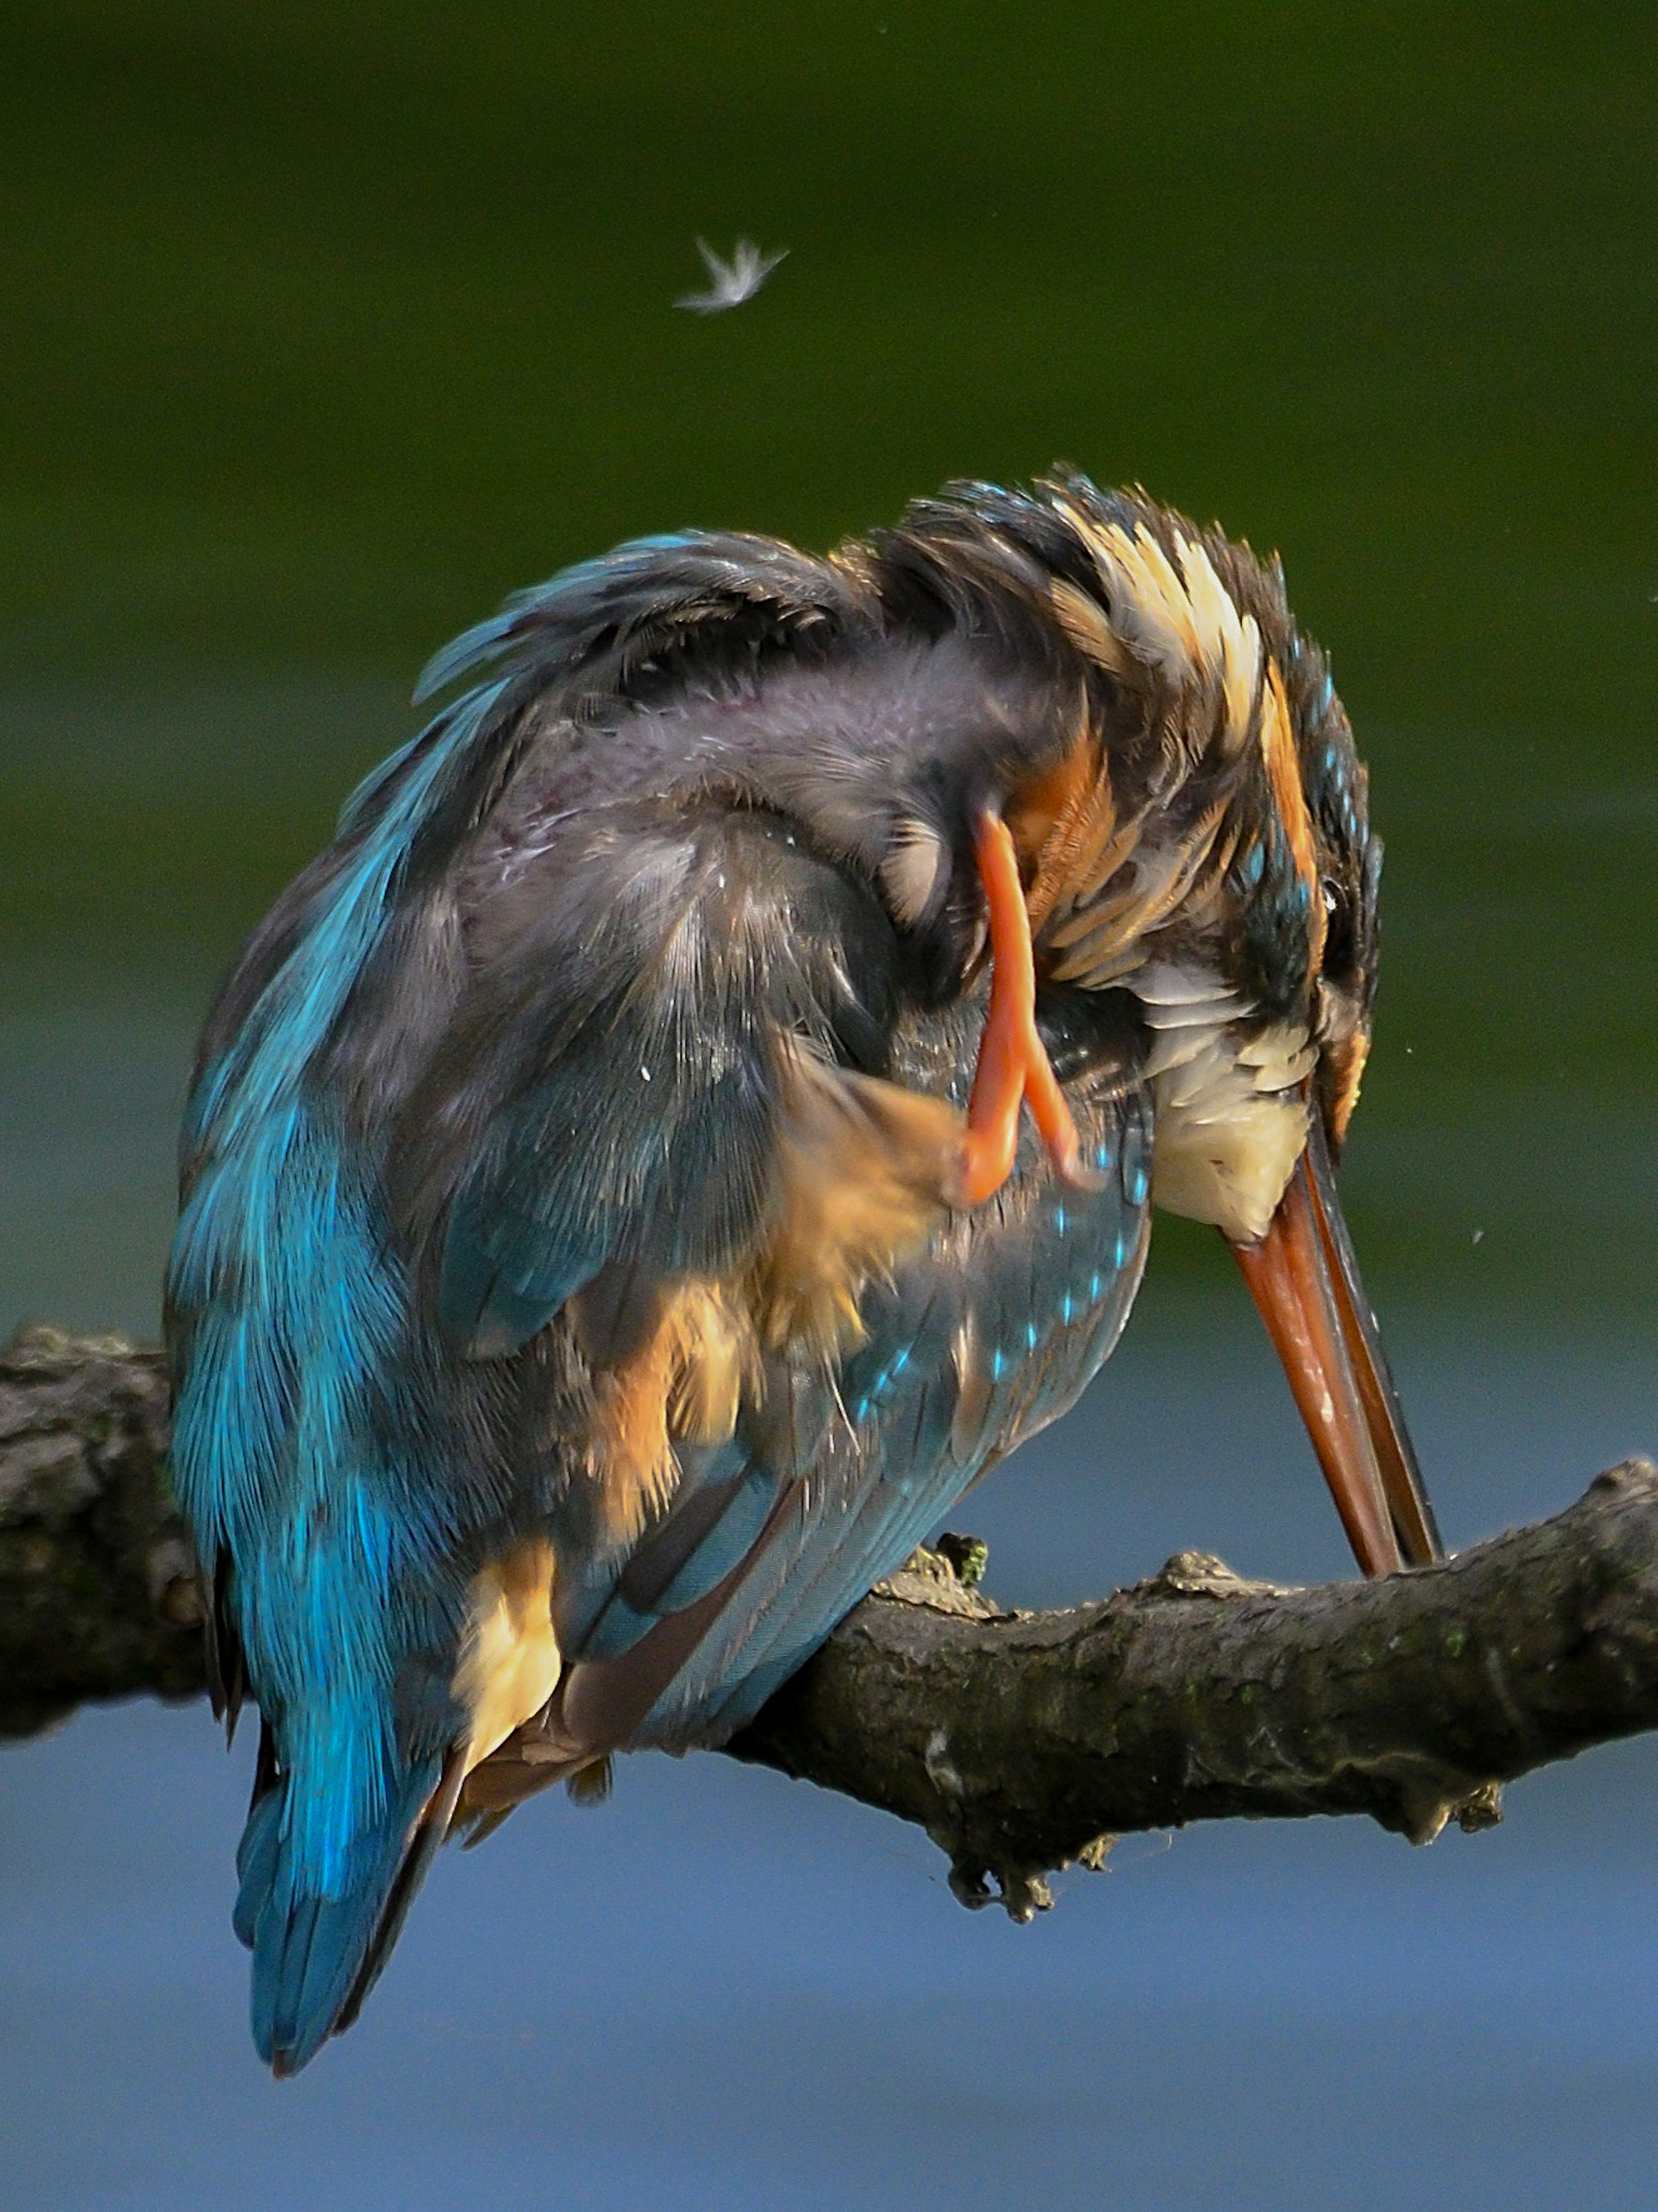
top-left (8, 1327), bottom-right (1657, 1917)
top-left (0, 1328), bottom-right (198, 1737)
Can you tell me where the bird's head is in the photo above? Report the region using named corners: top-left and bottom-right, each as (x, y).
top-left (1019, 485), bottom-right (1380, 1247)
top-left (828, 473), bottom-right (1435, 1575)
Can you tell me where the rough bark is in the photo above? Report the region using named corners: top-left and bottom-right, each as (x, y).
top-left (0, 1328), bottom-right (198, 1737)
top-left (8, 1327), bottom-right (1658, 1917)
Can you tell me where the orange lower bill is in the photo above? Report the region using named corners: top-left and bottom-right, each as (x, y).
top-left (1233, 1121), bottom-right (1441, 1578)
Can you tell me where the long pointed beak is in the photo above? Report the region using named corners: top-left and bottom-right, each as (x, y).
top-left (1231, 1111), bottom-right (1441, 1577)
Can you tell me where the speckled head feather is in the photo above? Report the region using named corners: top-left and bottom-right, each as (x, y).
top-left (862, 473), bottom-right (1378, 1108)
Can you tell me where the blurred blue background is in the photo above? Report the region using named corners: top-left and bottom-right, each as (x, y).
top-left (3, 5), bottom-right (1656, 2204)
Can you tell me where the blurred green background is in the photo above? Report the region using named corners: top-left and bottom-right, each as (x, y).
top-left (6, 15), bottom-right (1658, 2208)
top-left (1, 0), bottom-right (1654, 1331)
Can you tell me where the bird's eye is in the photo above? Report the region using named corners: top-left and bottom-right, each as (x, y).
top-left (1321, 879), bottom-right (1338, 916)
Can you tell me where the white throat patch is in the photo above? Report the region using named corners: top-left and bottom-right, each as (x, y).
top-left (1134, 962), bottom-right (1313, 1242)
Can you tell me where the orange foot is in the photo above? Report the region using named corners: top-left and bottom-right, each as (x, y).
top-left (956, 812), bottom-right (1095, 1207)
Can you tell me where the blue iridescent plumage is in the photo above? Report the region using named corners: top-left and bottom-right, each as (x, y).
top-left (167, 469), bottom-right (1435, 2073)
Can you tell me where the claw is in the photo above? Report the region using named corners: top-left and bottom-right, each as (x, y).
top-left (956, 813), bottom-right (1095, 1206)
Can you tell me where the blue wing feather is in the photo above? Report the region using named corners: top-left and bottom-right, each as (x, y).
top-left (244, 1754), bottom-right (443, 2076)
top-left (168, 519), bottom-right (1157, 2071)
top-left (167, 604), bottom-right (909, 2066)
top-left (168, 673), bottom-right (540, 2069)
top-left (538, 1005), bottom-right (1153, 1758)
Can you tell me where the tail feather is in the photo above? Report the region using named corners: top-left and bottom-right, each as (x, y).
top-left (233, 1786), bottom-right (284, 1952)
top-left (238, 1752), bottom-right (446, 2077)
top-left (233, 1718), bottom-right (284, 1952)
top-left (333, 1746), bottom-right (469, 2040)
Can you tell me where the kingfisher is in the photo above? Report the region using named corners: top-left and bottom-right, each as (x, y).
top-left (165, 469), bottom-right (1440, 2076)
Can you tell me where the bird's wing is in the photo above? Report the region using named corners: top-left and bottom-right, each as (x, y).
top-left (170, 778), bottom-right (975, 2069)
top-left (162, 514), bottom-right (1129, 2070)
top-left (459, 981), bottom-right (1152, 1827)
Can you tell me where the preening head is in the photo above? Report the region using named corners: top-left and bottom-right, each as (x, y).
top-left (825, 472), bottom-right (1382, 1245)
top-left (1025, 480), bottom-right (1383, 1245)
top-left (834, 472), bottom-right (1431, 1578)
